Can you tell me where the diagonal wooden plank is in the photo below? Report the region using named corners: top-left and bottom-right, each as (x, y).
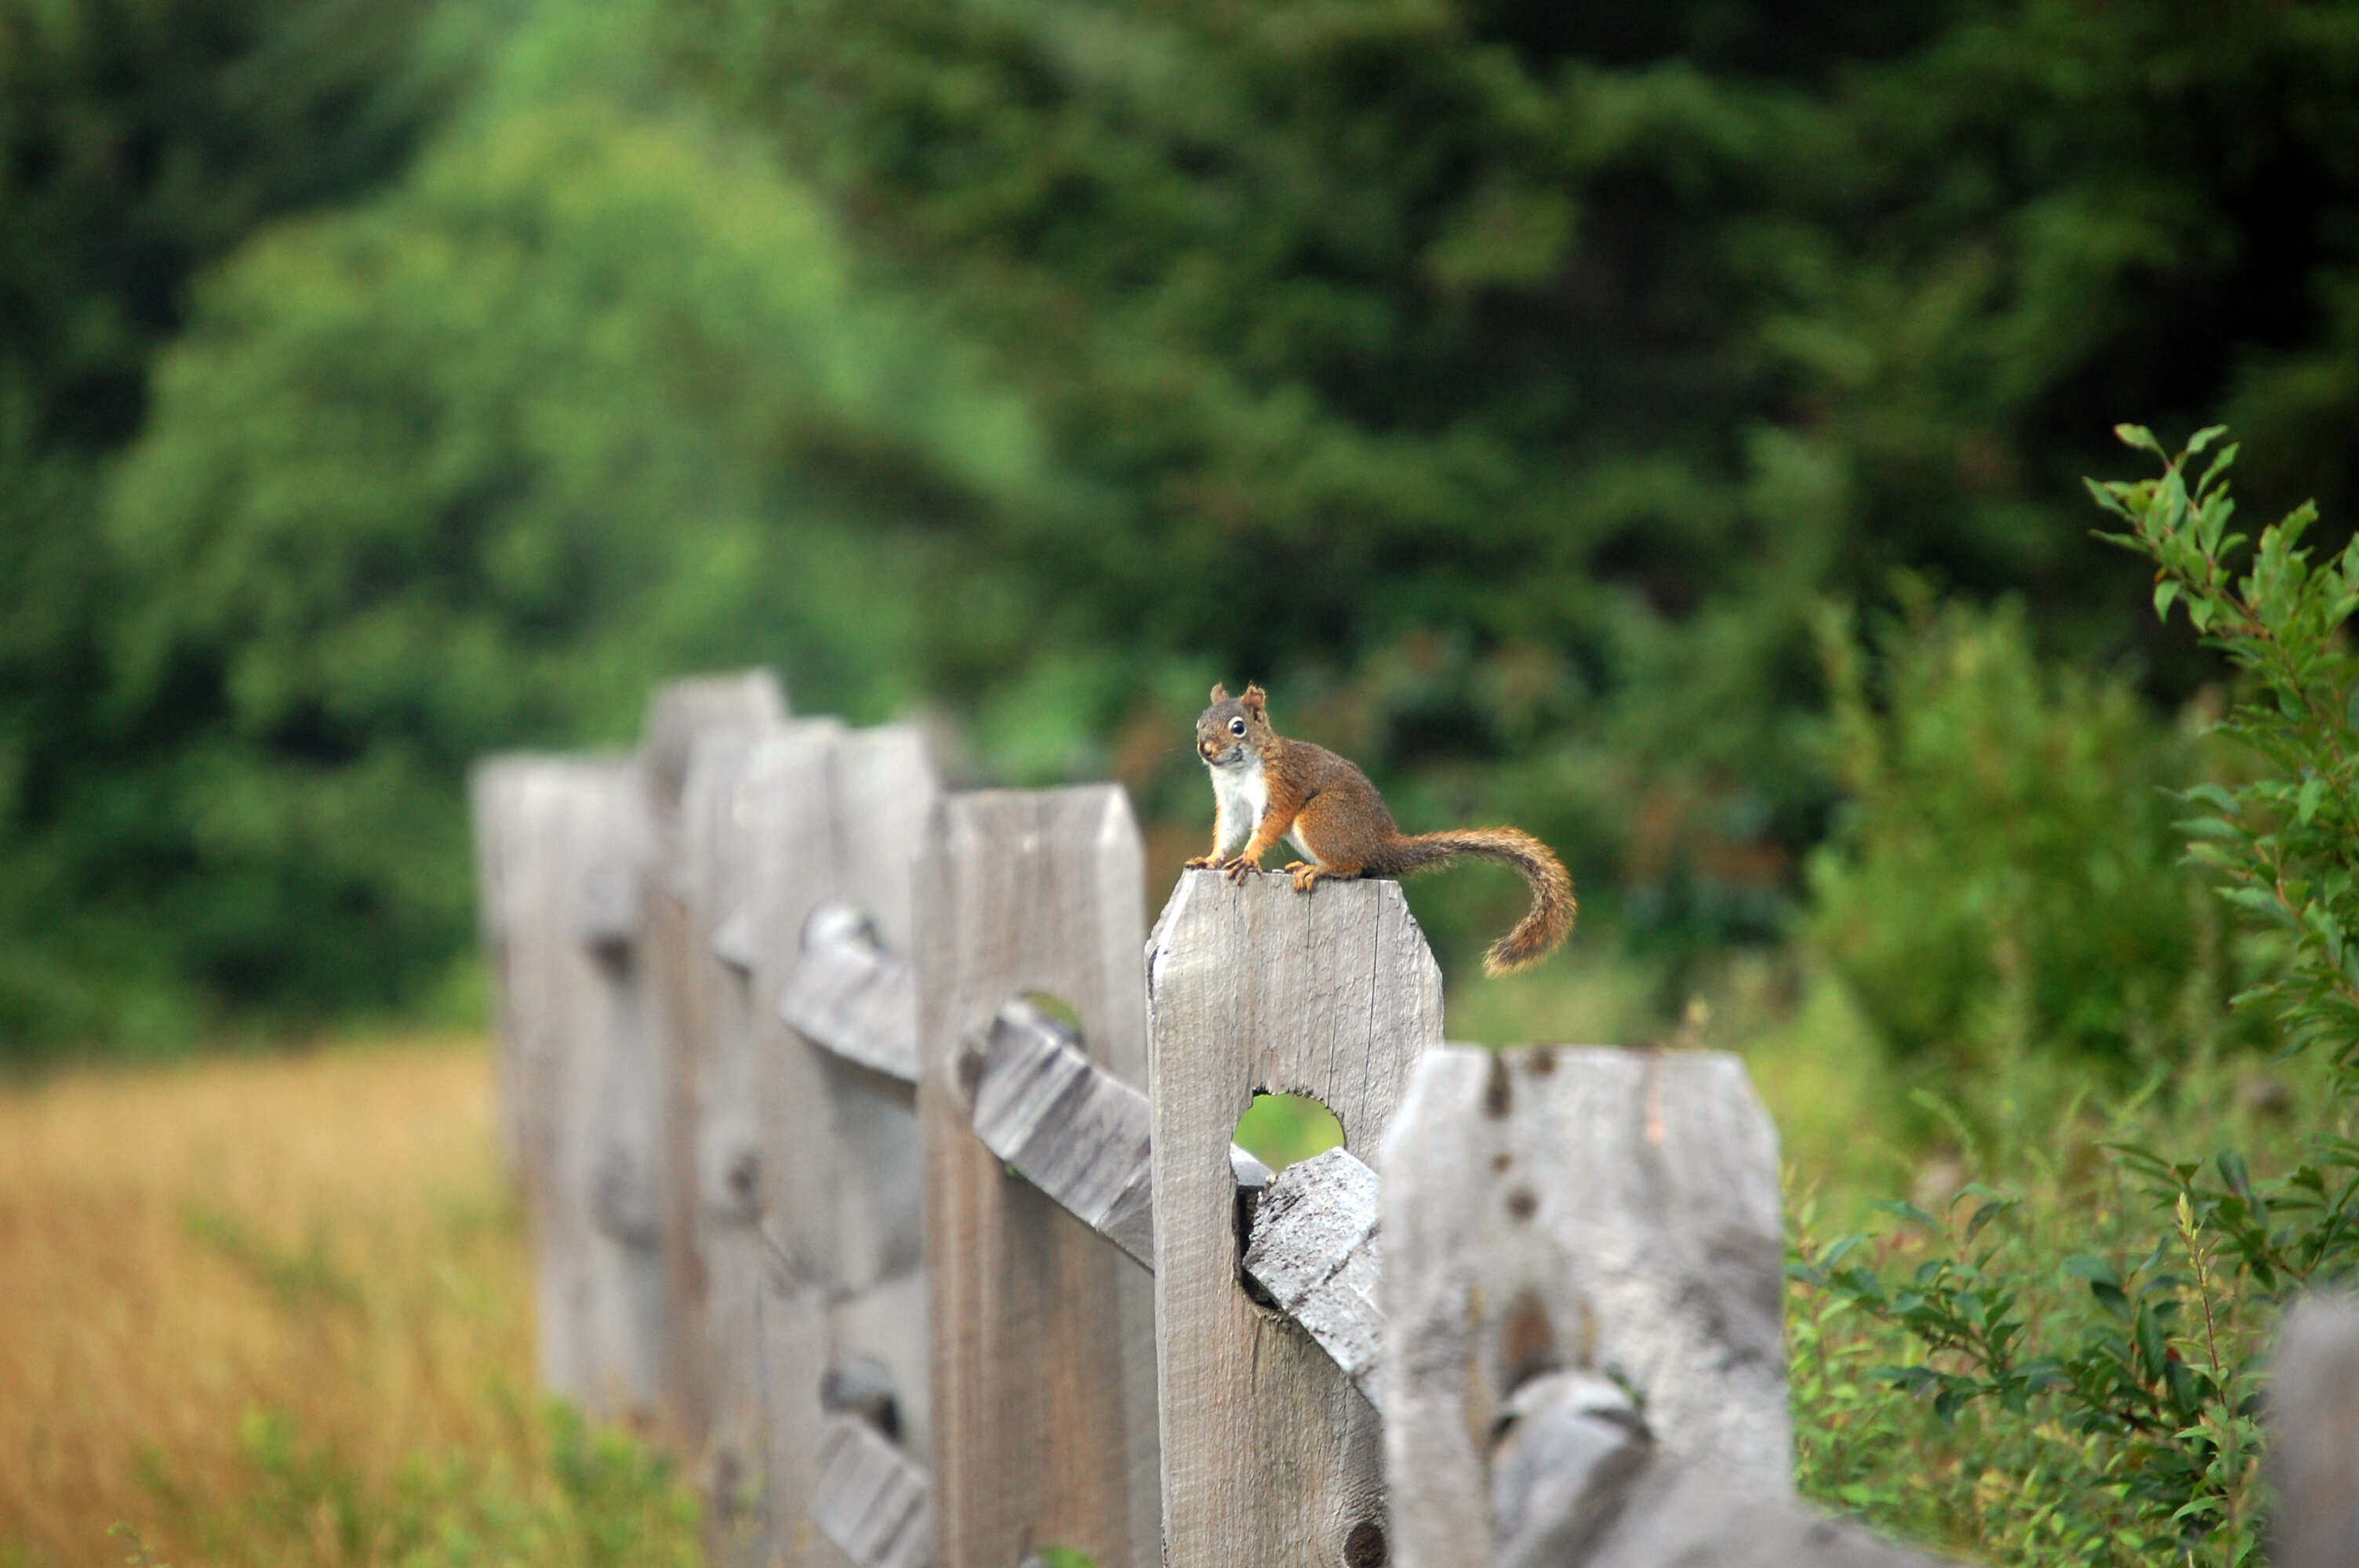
top-left (812, 1416), bottom-right (936, 1568)
top-left (1242, 1146), bottom-right (1384, 1414)
top-left (780, 903), bottom-right (919, 1083)
top-left (954, 998), bottom-right (1156, 1269)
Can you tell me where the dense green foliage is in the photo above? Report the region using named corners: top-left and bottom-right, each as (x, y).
top-left (3, 1), bottom-right (1056, 1044)
top-left (1805, 587), bottom-right (2214, 1076)
top-left (1792, 432), bottom-right (2359, 1565)
top-left (3, 0), bottom-right (2357, 1054)
top-left (666, 0), bottom-right (2359, 935)
top-left (1, 0), bottom-right (456, 1044)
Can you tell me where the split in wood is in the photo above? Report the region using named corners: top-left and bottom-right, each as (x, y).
top-left (779, 901), bottom-right (919, 1083)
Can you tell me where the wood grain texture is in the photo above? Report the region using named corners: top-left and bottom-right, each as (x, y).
top-left (812, 1416), bottom-right (937, 1568)
top-left (2270, 1294), bottom-right (2359, 1568)
top-left (641, 674), bottom-right (788, 1465)
top-left (914, 787), bottom-right (1161, 1568)
top-left (1379, 1046), bottom-right (1790, 1568)
top-left (1241, 1146), bottom-right (1384, 1413)
top-left (751, 724), bottom-right (940, 1568)
top-left (1145, 869), bottom-right (1442, 1568)
top-left (956, 998), bottom-right (1155, 1270)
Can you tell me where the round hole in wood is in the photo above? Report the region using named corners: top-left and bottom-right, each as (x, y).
top-left (1232, 1091), bottom-right (1344, 1174)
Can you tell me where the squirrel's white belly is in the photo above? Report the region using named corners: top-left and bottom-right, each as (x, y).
top-left (1211, 756), bottom-right (1267, 855)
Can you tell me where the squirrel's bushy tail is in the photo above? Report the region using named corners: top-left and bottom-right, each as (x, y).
top-left (1382, 828), bottom-right (1575, 975)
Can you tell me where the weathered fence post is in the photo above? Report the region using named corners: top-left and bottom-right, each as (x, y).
top-left (470, 756), bottom-right (550, 1191)
top-left (1146, 870), bottom-right (1442, 1568)
top-left (1380, 1045), bottom-right (1947, 1568)
top-left (748, 724), bottom-right (942, 1566)
top-left (471, 753), bottom-right (664, 1421)
top-left (643, 673), bottom-right (788, 1454)
top-left (2270, 1294), bottom-right (2359, 1568)
top-left (678, 720), bottom-right (837, 1563)
top-left (913, 786), bottom-right (1161, 1568)
top-left (678, 717), bottom-right (827, 1561)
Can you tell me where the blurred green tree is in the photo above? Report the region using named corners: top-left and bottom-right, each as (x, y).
top-left (2, 4), bottom-right (1051, 1049)
top-left (11, 0), bottom-right (2359, 1047)
top-left (664, 0), bottom-right (2359, 966)
top-left (0, 0), bottom-right (463, 1047)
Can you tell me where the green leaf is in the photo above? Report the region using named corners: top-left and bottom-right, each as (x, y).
top-left (2154, 579), bottom-right (2181, 619)
top-left (2115, 424), bottom-right (2165, 457)
top-left (2186, 425), bottom-right (2229, 456)
top-left (2064, 1254), bottom-right (2122, 1287)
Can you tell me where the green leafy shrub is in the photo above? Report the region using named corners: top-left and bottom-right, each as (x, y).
top-left (1806, 584), bottom-right (2215, 1076)
top-left (1792, 426), bottom-right (2359, 1566)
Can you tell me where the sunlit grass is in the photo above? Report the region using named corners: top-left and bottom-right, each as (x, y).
top-left (0, 1035), bottom-right (696, 1567)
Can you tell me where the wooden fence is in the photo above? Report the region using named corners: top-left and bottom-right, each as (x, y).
top-left (471, 671), bottom-right (2359, 1568)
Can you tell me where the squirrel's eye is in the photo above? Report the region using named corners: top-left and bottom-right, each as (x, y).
top-left (1228, 717), bottom-right (1246, 736)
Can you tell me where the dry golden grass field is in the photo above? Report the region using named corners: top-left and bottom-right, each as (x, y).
top-left (0, 1036), bottom-right (696, 1568)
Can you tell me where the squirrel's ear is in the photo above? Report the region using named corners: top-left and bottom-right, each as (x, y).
top-left (1209, 683), bottom-right (1229, 702)
top-left (1241, 684), bottom-right (1267, 717)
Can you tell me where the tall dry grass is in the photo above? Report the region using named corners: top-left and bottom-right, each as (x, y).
top-left (0, 1036), bottom-right (566, 1566)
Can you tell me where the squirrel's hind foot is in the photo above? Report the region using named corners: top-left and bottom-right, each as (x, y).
top-left (1283, 862), bottom-right (1328, 893)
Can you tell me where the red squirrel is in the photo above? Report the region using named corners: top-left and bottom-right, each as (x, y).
top-left (1184, 683), bottom-right (1575, 975)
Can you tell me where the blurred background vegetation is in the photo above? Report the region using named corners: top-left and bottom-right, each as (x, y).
top-left (5, 0), bottom-right (2355, 1065)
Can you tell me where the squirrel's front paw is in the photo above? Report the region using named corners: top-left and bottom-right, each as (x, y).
top-left (1220, 855), bottom-right (1261, 884)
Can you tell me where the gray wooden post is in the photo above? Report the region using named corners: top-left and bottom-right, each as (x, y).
top-left (914, 787), bottom-right (1161, 1568)
top-left (679, 717), bottom-right (827, 1561)
top-left (2270, 1294), bottom-right (2359, 1568)
top-left (1379, 1046), bottom-right (1946, 1568)
top-left (1145, 869), bottom-right (1441, 1568)
top-left (643, 673), bottom-right (788, 1455)
top-left (471, 753), bottom-right (665, 1421)
top-left (470, 755), bottom-right (554, 1193)
top-left (747, 724), bottom-right (942, 1567)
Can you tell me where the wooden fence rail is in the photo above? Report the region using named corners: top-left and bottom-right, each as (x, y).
top-left (473, 670), bottom-right (2359, 1568)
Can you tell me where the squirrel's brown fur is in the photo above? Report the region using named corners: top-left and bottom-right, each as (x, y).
top-left (1186, 682), bottom-right (1575, 975)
